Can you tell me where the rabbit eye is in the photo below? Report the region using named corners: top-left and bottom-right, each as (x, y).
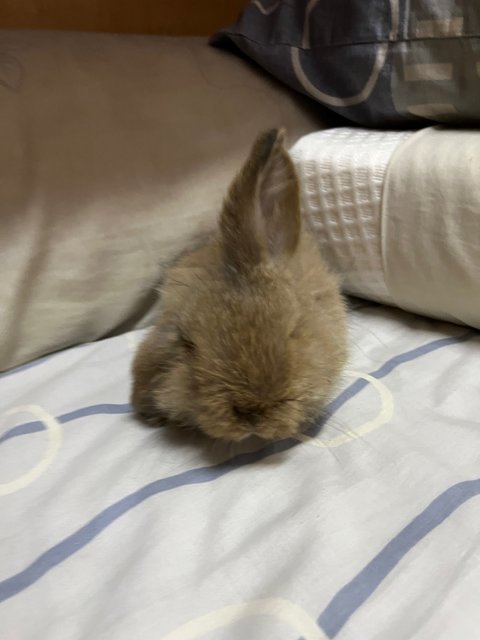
top-left (289, 324), bottom-right (301, 339)
top-left (179, 334), bottom-right (196, 354)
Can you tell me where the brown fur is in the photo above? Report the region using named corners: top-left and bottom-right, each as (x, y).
top-left (131, 129), bottom-right (347, 442)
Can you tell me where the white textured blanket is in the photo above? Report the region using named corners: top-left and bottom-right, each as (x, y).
top-left (291, 127), bottom-right (480, 328)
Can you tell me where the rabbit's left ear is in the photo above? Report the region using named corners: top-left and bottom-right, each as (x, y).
top-left (220, 128), bottom-right (301, 270)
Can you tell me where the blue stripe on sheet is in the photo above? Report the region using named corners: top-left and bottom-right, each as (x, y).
top-left (0, 440), bottom-right (289, 604)
top-left (1, 331), bottom-right (473, 447)
top-left (318, 478), bottom-right (480, 637)
top-left (0, 404), bottom-right (132, 446)
top-left (309, 331), bottom-right (475, 435)
top-left (0, 330), bottom-right (474, 605)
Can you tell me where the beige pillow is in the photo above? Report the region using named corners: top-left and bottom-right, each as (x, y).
top-left (0, 31), bottom-right (327, 372)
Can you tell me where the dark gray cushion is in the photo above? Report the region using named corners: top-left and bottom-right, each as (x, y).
top-left (212, 0), bottom-right (480, 126)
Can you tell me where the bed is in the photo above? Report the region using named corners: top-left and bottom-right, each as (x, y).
top-left (1, 18), bottom-right (480, 640)
top-left (2, 302), bottom-right (479, 639)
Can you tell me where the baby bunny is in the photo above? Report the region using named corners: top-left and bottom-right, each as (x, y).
top-left (131, 129), bottom-right (347, 442)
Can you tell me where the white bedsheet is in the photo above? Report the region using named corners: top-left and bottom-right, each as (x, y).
top-left (1, 303), bottom-right (479, 639)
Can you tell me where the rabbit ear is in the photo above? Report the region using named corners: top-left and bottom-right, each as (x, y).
top-left (220, 128), bottom-right (301, 270)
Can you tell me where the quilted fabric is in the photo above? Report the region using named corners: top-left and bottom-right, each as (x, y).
top-left (290, 127), bottom-right (412, 302)
top-left (290, 126), bottom-right (480, 330)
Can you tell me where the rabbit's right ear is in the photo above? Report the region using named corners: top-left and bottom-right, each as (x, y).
top-left (220, 128), bottom-right (301, 271)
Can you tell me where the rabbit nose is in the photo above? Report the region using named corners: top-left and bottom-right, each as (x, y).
top-left (232, 405), bottom-right (263, 426)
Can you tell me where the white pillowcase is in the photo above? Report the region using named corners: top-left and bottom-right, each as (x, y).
top-left (291, 127), bottom-right (480, 329)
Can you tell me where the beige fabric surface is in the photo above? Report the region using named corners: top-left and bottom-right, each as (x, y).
top-left (383, 127), bottom-right (480, 329)
top-left (0, 31), bottom-right (327, 372)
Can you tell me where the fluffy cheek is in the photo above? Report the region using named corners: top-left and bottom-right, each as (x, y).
top-left (153, 360), bottom-right (198, 426)
top-left (151, 362), bottom-right (246, 440)
top-left (195, 398), bottom-right (248, 442)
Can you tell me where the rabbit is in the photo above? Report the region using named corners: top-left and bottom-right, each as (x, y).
top-left (131, 128), bottom-right (347, 442)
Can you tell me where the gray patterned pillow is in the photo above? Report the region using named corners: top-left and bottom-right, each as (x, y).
top-left (211, 0), bottom-right (480, 126)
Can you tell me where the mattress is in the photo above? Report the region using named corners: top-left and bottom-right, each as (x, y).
top-left (1, 302), bottom-right (479, 639)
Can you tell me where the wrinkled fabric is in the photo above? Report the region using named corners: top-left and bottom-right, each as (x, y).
top-left (1, 303), bottom-right (479, 639)
top-left (0, 31), bottom-right (324, 373)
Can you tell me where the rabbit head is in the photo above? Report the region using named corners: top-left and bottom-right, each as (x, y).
top-left (132, 129), bottom-right (347, 442)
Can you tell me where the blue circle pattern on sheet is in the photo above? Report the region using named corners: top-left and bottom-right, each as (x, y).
top-left (0, 405), bottom-right (62, 496)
